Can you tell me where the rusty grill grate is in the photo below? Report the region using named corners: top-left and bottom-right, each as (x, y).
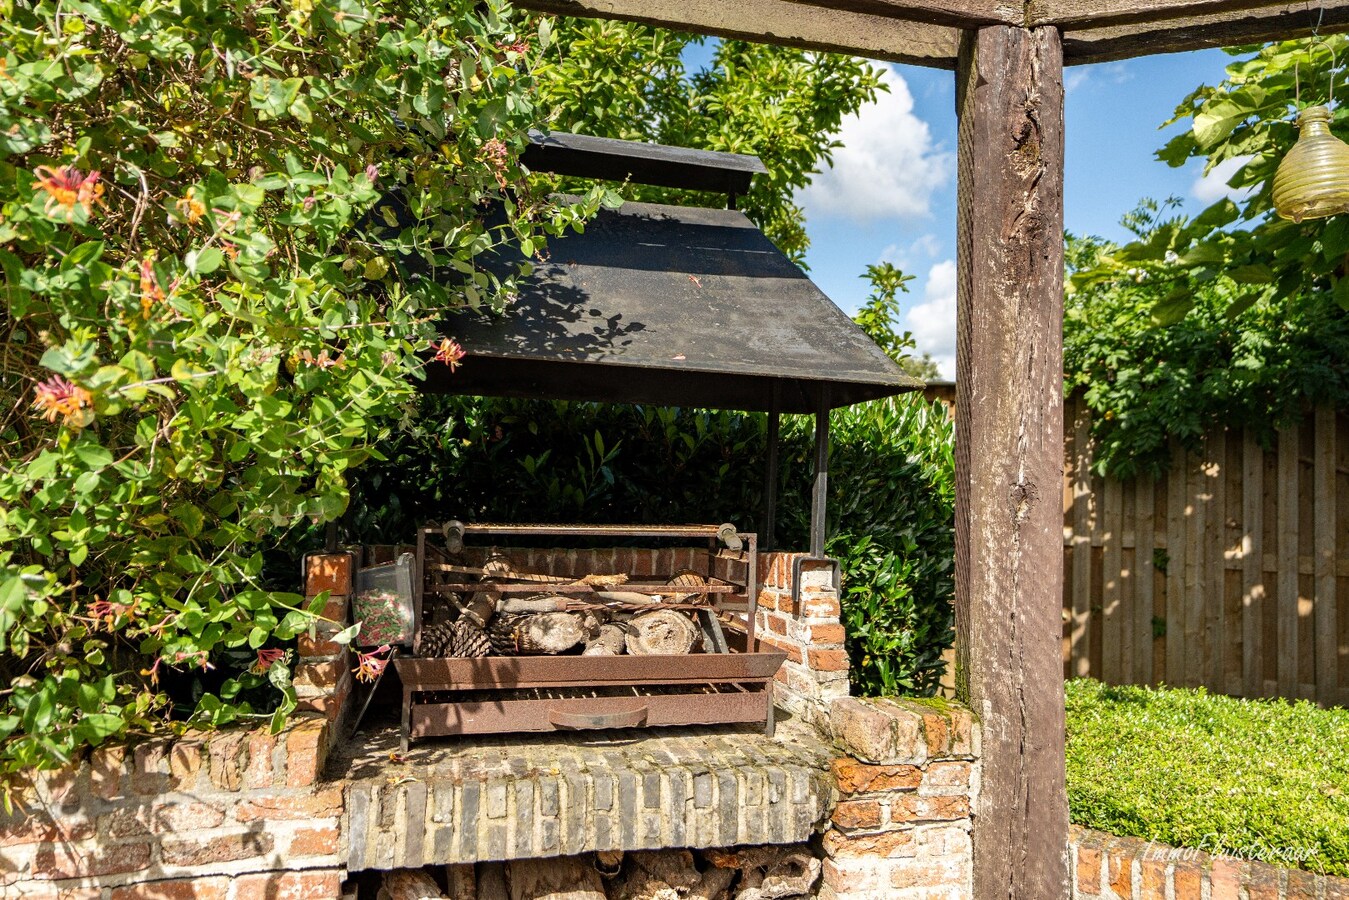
top-left (391, 523), bottom-right (783, 749)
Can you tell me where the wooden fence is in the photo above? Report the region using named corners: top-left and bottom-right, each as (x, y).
top-left (1061, 399), bottom-right (1349, 706)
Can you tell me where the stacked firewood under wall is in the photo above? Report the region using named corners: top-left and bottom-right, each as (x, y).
top-left (418, 552), bottom-right (743, 661)
top-left (376, 847), bottom-right (822, 900)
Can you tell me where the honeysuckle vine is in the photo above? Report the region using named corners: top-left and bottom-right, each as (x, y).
top-left (0, 0), bottom-right (611, 788)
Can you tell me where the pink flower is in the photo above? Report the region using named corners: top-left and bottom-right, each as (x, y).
top-left (353, 645), bottom-right (391, 683)
top-left (365, 164), bottom-right (379, 185)
top-left (34, 165), bottom-right (104, 221)
top-left (431, 338), bottom-right (466, 371)
top-left (251, 648), bottom-right (289, 675)
top-left (32, 376), bottom-right (93, 425)
top-left (88, 598), bottom-right (137, 631)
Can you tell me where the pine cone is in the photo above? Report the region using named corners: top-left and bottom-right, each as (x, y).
top-left (418, 620), bottom-right (492, 658)
top-left (418, 621), bottom-right (457, 658)
top-left (448, 619), bottom-right (492, 658)
top-left (488, 613), bottom-right (525, 655)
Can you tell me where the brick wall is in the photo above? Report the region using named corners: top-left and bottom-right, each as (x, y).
top-left (1071, 825), bottom-right (1349, 900)
top-left (820, 698), bottom-right (979, 900)
top-left (0, 716), bottom-right (346, 900)
top-left (294, 553), bottom-right (355, 726)
top-left (758, 553), bottom-right (850, 728)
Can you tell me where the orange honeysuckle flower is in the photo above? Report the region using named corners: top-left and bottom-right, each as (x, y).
top-left (431, 338), bottom-right (466, 371)
top-left (140, 254), bottom-right (165, 317)
top-left (174, 187), bottom-right (207, 226)
top-left (34, 165), bottom-right (104, 222)
top-left (251, 648), bottom-right (290, 675)
top-left (353, 645), bottom-right (391, 683)
top-left (31, 376), bottom-right (93, 425)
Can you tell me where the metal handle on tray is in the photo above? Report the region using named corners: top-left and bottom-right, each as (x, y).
top-left (548, 706), bottom-right (649, 730)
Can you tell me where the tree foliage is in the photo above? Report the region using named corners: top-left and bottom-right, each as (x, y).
top-left (853, 262), bottom-right (941, 381)
top-left (1066, 39), bottom-right (1349, 476)
top-left (0, 0), bottom-right (601, 780)
top-left (526, 17), bottom-right (886, 263)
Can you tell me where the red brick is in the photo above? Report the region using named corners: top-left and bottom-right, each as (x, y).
top-left (1285, 868), bottom-right (1316, 900)
top-left (296, 676), bottom-right (351, 721)
top-left (821, 856), bottom-right (890, 894)
top-left (1107, 848), bottom-right (1133, 897)
top-left (16, 887), bottom-right (101, 900)
top-left (923, 761), bottom-right (971, 790)
top-left (1076, 845), bottom-right (1102, 895)
top-left (0, 812), bottom-right (94, 847)
top-left (801, 596), bottom-right (840, 619)
top-left (808, 648), bottom-right (850, 671)
top-left (759, 635), bottom-right (803, 666)
top-left (90, 745), bottom-right (127, 800)
top-left (169, 739), bottom-right (205, 791)
top-left (33, 841), bottom-right (151, 879)
top-left (1210, 857), bottom-right (1243, 900)
top-left (830, 759), bottom-right (922, 795)
top-left (920, 712), bottom-right (950, 756)
top-left (293, 660), bottom-right (342, 692)
top-left (831, 799), bottom-right (884, 830)
top-left (890, 795), bottom-right (969, 823)
top-left (808, 623), bottom-right (846, 645)
top-left (230, 868), bottom-right (343, 900)
top-left (1139, 858), bottom-right (1166, 899)
top-left (305, 554), bottom-right (353, 597)
top-left (1173, 861), bottom-right (1204, 899)
top-left (287, 823), bottom-right (340, 856)
top-left (161, 831), bottom-right (275, 866)
top-left (822, 827), bottom-right (915, 859)
top-left (1245, 866), bottom-right (1281, 900)
top-left (765, 615), bottom-right (787, 635)
top-left (285, 719), bottom-right (330, 787)
top-left (890, 860), bottom-right (961, 889)
top-left (235, 787), bottom-right (344, 823)
top-left (297, 633), bottom-right (341, 658)
top-left (131, 740), bottom-right (170, 794)
top-left (1325, 874), bottom-right (1349, 899)
top-left (316, 595), bottom-right (348, 622)
top-left (112, 877), bottom-right (229, 900)
top-left (207, 730), bottom-right (248, 791)
top-left (245, 731), bottom-right (278, 789)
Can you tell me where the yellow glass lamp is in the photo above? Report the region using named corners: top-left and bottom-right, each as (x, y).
top-left (1272, 105), bottom-right (1349, 221)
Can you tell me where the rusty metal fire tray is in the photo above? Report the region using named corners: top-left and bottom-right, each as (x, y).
top-left (392, 523), bottom-right (783, 749)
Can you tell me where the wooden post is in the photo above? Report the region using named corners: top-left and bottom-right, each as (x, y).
top-left (954, 25), bottom-right (1070, 900)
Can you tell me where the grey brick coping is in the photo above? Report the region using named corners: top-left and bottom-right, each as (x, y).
top-left (332, 719), bottom-right (837, 870)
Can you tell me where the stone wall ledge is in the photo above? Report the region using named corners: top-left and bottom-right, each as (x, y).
top-left (1071, 824), bottom-right (1349, 900)
top-left (334, 719), bottom-right (838, 871)
top-left (828, 697), bottom-right (979, 766)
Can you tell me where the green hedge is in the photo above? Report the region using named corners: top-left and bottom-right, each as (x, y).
top-left (1066, 678), bottom-right (1349, 876)
top-left (348, 393), bottom-right (955, 696)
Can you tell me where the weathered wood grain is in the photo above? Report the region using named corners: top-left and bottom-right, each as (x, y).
top-left (1070, 406), bottom-right (1094, 677)
top-left (1278, 426), bottom-right (1299, 697)
top-left (954, 24), bottom-right (1070, 900)
top-left (1134, 475), bottom-right (1155, 684)
top-left (1103, 478), bottom-right (1124, 684)
top-left (1062, 1), bottom-right (1349, 64)
top-left (516, 0), bottom-right (962, 68)
top-left (1242, 429), bottom-right (1265, 698)
top-left (1314, 406), bottom-right (1338, 707)
top-left (1166, 441), bottom-right (1186, 687)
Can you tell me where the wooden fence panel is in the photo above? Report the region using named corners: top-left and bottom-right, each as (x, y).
top-left (1057, 398), bottom-right (1348, 706)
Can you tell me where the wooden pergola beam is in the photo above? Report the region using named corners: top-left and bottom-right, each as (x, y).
top-left (954, 23), bottom-right (1071, 900)
top-left (1063, 1), bottom-right (1349, 64)
top-left (522, 0), bottom-right (1349, 69)
top-left (518, 0), bottom-right (962, 68)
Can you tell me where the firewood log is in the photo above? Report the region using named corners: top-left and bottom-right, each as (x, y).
top-left (455, 592), bottom-right (497, 628)
top-left (625, 609), bottom-right (699, 655)
top-left (592, 591), bottom-right (661, 606)
top-left (515, 611), bottom-right (587, 655)
top-left (506, 856), bottom-right (605, 900)
top-left (630, 850), bottom-right (700, 892)
top-left (382, 869), bottom-right (446, 900)
top-left (688, 866), bottom-right (736, 900)
top-left (498, 595), bottom-right (571, 615)
top-left (732, 849), bottom-right (820, 900)
top-left (594, 850), bottom-right (624, 878)
top-left (478, 863), bottom-right (509, 900)
top-left (445, 864), bottom-right (477, 900)
top-left (582, 623), bottom-right (627, 656)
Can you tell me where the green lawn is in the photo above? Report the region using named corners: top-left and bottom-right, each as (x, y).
top-left (1065, 678), bottom-right (1349, 876)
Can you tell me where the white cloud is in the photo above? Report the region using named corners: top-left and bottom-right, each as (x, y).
top-left (799, 66), bottom-right (953, 223)
top-left (1192, 155), bottom-right (1255, 204)
top-left (905, 259), bottom-right (958, 380)
top-left (1064, 69), bottom-right (1092, 93)
top-left (877, 234), bottom-right (943, 270)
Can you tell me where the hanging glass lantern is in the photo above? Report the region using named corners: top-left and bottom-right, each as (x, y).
top-left (1272, 105), bottom-right (1349, 222)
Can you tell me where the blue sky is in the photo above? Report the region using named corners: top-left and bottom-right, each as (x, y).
top-left (795, 48), bottom-right (1243, 377)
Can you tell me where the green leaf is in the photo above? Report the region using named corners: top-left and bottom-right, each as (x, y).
top-left (186, 247), bottom-right (224, 275)
top-left (1150, 286), bottom-right (1196, 326)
